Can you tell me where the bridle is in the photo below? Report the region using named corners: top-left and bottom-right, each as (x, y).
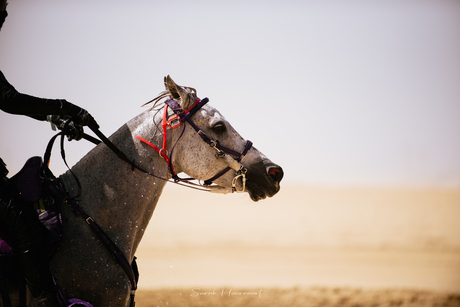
top-left (136, 97), bottom-right (253, 194)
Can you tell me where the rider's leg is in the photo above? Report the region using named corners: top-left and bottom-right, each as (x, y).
top-left (0, 166), bottom-right (62, 307)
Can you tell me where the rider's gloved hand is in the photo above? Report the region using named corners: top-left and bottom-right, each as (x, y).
top-left (48, 100), bottom-right (100, 138)
top-left (50, 115), bottom-right (84, 141)
top-left (54, 99), bottom-right (93, 127)
top-left (60, 101), bottom-right (91, 127)
top-left (70, 108), bottom-right (93, 127)
top-left (66, 103), bottom-right (99, 129)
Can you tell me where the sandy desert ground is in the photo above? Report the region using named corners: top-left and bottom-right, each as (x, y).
top-left (134, 287), bottom-right (460, 307)
top-left (133, 184), bottom-right (460, 306)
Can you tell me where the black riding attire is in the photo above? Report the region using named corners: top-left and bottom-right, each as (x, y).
top-left (0, 8), bottom-right (90, 307)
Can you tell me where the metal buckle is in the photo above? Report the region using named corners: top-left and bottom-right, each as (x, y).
top-left (167, 115), bottom-right (182, 129)
top-left (208, 140), bottom-right (226, 158)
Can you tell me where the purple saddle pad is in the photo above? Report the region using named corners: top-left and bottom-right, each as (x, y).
top-left (0, 229), bottom-right (14, 254)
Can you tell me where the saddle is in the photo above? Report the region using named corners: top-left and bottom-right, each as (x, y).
top-left (0, 156), bottom-right (63, 257)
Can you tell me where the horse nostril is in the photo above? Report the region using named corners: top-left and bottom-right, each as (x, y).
top-left (267, 166), bottom-right (284, 183)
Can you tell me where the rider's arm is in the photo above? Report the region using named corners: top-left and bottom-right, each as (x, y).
top-left (0, 83), bottom-right (89, 125)
top-left (0, 1), bottom-right (6, 31)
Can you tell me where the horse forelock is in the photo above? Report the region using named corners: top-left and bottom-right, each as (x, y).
top-left (142, 85), bottom-right (198, 111)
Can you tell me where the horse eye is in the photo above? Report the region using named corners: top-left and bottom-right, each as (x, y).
top-left (212, 123), bottom-right (227, 133)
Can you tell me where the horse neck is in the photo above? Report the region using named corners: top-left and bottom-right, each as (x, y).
top-left (59, 109), bottom-right (171, 257)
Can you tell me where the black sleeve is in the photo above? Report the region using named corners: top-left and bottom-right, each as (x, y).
top-left (0, 10), bottom-right (7, 31)
top-left (0, 76), bottom-right (82, 121)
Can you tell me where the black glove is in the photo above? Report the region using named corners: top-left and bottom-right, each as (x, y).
top-left (67, 105), bottom-right (99, 129)
top-left (73, 109), bottom-right (91, 127)
top-left (56, 100), bottom-right (91, 127)
top-left (68, 106), bottom-right (90, 127)
top-left (50, 115), bottom-right (84, 141)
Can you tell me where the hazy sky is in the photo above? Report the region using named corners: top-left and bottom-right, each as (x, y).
top-left (1, 0), bottom-right (459, 187)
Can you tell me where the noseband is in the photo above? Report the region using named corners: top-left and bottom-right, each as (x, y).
top-left (136, 97), bottom-right (252, 193)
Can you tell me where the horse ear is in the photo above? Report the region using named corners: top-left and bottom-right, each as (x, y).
top-left (164, 75), bottom-right (193, 109)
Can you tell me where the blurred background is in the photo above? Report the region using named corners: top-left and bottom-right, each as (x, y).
top-left (1, 0), bottom-right (459, 297)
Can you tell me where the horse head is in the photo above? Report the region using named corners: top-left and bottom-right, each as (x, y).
top-left (151, 75), bottom-right (283, 201)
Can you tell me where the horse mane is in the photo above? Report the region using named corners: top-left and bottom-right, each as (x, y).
top-left (142, 85), bottom-right (198, 111)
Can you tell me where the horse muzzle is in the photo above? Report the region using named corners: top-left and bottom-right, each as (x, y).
top-left (244, 159), bottom-right (284, 202)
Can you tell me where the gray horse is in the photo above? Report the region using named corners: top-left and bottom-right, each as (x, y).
top-left (4, 76), bottom-right (283, 307)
